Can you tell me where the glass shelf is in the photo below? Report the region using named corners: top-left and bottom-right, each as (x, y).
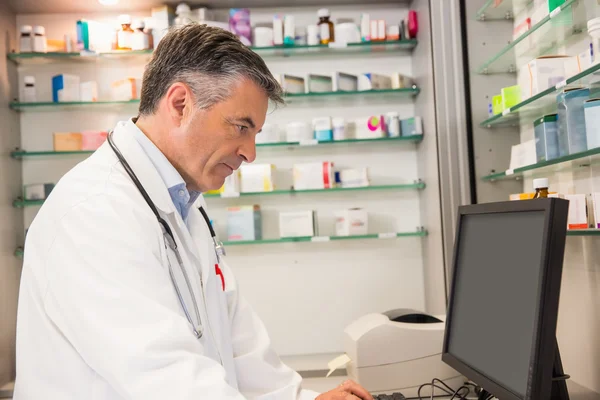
top-left (10, 88), bottom-right (418, 111)
top-left (480, 63), bottom-right (600, 128)
top-left (13, 230), bottom-right (428, 258)
top-left (204, 183), bottom-right (425, 199)
top-left (11, 135), bottom-right (423, 159)
top-left (7, 50), bottom-right (154, 65)
top-left (13, 199), bottom-right (44, 208)
top-left (9, 100), bottom-right (141, 112)
top-left (476, 0), bottom-right (583, 74)
top-left (7, 40), bottom-right (416, 65)
top-left (476, 0), bottom-right (534, 21)
top-left (567, 229), bottom-right (600, 236)
top-left (283, 87), bottom-right (420, 104)
top-left (222, 230), bottom-right (428, 246)
top-left (251, 40), bottom-right (418, 56)
top-left (482, 146), bottom-right (600, 181)
top-left (13, 183), bottom-right (425, 207)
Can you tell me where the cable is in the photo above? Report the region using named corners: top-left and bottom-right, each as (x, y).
top-left (415, 378), bottom-right (471, 400)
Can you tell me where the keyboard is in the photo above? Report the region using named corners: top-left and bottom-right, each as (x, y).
top-left (373, 393), bottom-right (406, 400)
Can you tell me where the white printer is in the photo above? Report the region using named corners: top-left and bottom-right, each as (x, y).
top-left (344, 309), bottom-right (463, 396)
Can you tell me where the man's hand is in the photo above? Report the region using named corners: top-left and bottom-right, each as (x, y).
top-left (316, 379), bottom-right (374, 400)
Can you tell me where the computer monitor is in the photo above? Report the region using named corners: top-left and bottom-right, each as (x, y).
top-left (441, 198), bottom-right (570, 400)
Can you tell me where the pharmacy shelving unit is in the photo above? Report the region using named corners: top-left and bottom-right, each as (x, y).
top-left (465, 0), bottom-right (600, 391)
top-left (2, 1), bottom-right (470, 366)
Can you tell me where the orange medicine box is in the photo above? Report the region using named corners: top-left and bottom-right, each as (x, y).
top-left (53, 132), bottom-right (82, 151)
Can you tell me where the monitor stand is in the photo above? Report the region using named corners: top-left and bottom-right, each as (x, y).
top-left (477, 339), bottom-right (569, 400)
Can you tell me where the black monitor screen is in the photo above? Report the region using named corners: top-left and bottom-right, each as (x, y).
top-left (446, 210), bottom-right (546, 397)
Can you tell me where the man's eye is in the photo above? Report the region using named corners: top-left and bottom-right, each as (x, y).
top-left (237, 125), bottom-right (248, 133)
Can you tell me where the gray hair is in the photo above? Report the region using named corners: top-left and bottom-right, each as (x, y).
top-left (138, 23), bottom-right (284, 115)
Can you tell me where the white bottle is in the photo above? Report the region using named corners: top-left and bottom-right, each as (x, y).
top-left (386, 112), bottom-right (400, 137)
top-left (20, 25), bottom-right (33, 53)
top-left (273, 15), bottom-right (284, 45)
top-left (360, 14), bottom-right (370, 42)
top-left (131, 19), bottom-right (149, 50)
top-left (32, 26), bottom-right (47, 53)
top-left (283, 15), bottom-right (295, 45)
top-left (175, 3), bottom-right (194, 26)
top-left (23, 76), bottom-right (36, 102)
top-left (307, 25), bottom-right (319, 46)
top-left (117, 14), bottom-right (133, 50)
top-left (332, 117), bottom-right (346, 140)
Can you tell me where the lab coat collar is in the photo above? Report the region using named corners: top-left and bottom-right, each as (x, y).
top-left (111, 120), bottom-right (178, 214)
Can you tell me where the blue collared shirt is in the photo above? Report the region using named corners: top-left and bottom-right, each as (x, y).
top-left (129, 119), bottom-right (200, 224)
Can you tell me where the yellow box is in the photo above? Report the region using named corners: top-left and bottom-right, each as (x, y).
top-left (53, 132), bottom-right (82, 151)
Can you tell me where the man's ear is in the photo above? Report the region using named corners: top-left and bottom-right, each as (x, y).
top-left (163, 82), bottom-right (194, 126)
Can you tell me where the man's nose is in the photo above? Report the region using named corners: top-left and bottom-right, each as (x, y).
top-left (238, 135), bottom-right (256, 163)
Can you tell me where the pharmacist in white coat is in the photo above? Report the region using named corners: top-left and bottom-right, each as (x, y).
top-left (14, 24), bottom-right (373, 400)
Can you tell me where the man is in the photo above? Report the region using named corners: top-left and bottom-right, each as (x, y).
top-left (14, 24), bottom-right (372, 400)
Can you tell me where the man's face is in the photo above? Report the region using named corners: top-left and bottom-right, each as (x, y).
top-left (172, 79), bottom-right (268, 192)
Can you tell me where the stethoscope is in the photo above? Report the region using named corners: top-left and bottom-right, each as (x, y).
top-left (107, 130), bottom-right (225, 342)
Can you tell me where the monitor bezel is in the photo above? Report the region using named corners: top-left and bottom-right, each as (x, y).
top-left (441, 198), bottom-right (569, 400)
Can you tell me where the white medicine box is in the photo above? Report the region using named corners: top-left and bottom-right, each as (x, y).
top-left (279, 210), bottom-right (317, 238)
top-left (239, 164), bottom-right (275, 193)
top-left (335, 208), bottom-right (368, 236)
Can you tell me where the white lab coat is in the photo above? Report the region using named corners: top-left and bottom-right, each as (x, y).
top-left (14, 121), bottom-right (320, 400)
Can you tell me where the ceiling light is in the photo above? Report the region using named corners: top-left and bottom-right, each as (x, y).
top-left (98, 0), bottom-right (119, 5)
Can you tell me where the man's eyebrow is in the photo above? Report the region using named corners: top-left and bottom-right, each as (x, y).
top-left (232, 116), bottom-right (256, 129)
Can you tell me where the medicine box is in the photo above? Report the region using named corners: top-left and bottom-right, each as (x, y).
top-left (534, 114), bottom-right (559, 162)
top-left (227, 205), bottom-right (262, 241)
top-left (509, 193), bottom-right (535, 200)
top-left (592, 193), bottom-right (600, 229)
top-left (24, 183), bottom-right (54, 200)
top-left (293, 161), bottom-right (334, 190)
top-left (54, 132), bottom-right (82, 151)
top-left (151, 6), bottom-right (176, 47)
top-left (523, 55), bottom-right (569, 98)
top-left (52, 74), bottom-right (80, 103)
top-left (313, 117), bottom-right (333, 141)
top-left (391, 73), bottom-right (413, 89)
top-left (339, 168), bottom-right (369, 188)
top-left (492, 95), bottom-right (503, 115)
top-left (565, 194), bottom-right (588, 230)
top-left (335, 208), bottom-right (368, 236)
top-left (229, 9), bottom-right (251, 46)
top-left (357, 73), bottom-right (392, 91)
top-left (80, 81), bottom-right (98, 102)
top-left (240, 164), bottom-right (274, 193)
top-left (355, 115), bottom-right (386, 139)
top-left (308, 74), bottom-right (333, 93)
top-left (111, 78), bottom-right (141, 101)
top-left (501, 85), bottom-right (521, 110)
top-left (401, 117), bottom-right (423, 136)
top-left (279, 210), bottom-right (317, 238)
top-left (335, 72), bottom-right (358, 92)
top-left (282, 74), bottom-right (306, 94)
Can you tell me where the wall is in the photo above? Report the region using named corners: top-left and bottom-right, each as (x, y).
top-left (466, 0), bottom-right (600, 393)
top-left (0, 1), bottom-right (21, 387)
top-left (15, 2), bottom-right (443, 359)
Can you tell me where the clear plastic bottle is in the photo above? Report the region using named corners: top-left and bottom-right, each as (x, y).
top-left (317, 8), bottom-right (335, 45)
top-left (532, 178), bottom-right (549, 199)
top-left (116, 14), bottom-right (133, 50)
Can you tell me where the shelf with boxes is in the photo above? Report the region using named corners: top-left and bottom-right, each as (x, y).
top-left (13, 183), bottom-right (424, 208)
top-left (10, 134), bottom-right (424, 159)
top-left (476, 0), bottom-right (583, 74)
top-left (482, 145), bottom-right (600, 181)
top-left (7, 40), bottom-right (417, 65)
top-left (480, 62), bottom-right (600, 127)
top-left (9, 88), bottom-right (419, 111)
top-left (13, 228), bottom-right (428, 258)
